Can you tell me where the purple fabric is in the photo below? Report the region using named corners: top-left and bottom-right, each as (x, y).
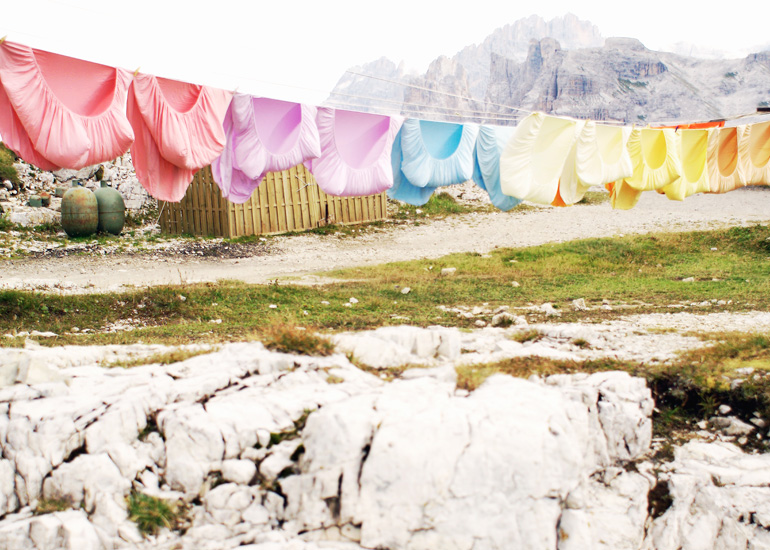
top-left (304, 107), bottom-right (403, 196)
top-left (212, 94), bottom-right (320, 203)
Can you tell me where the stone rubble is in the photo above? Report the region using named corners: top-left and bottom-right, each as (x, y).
top-left (0, 153), bottom-right (154, 228)
top-left (0, 325), bottom-right (768, 549)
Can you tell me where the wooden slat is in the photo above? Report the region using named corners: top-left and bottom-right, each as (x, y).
top-left (159, 164), bottom-right (389, 236)
top-left (259, 175), bottom-right (270, 233)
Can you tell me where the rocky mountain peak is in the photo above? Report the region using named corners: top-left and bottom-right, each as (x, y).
top-left (605, 37), bottom-right (648, 52)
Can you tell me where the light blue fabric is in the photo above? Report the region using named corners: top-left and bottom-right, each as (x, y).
top-left (399, 119), bottom-right (479, 188)
top-left (387, 128), bottom-right (435, 205)
top-left (472, 125), bottom-right (522, 212)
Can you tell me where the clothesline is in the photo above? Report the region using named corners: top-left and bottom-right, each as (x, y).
top-left (0, 37), bottom-right (768, 216)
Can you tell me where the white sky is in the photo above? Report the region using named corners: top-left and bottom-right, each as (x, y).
top-left (1, 0), bottom-right (768, 104)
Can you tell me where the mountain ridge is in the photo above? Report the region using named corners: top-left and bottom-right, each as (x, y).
top-left (325, 14), bottom-right (770, 125)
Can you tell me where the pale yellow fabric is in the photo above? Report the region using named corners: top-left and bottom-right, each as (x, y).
top-left (738, 121), bottom-right (770, 185)
top-left (559, 123), bottom-right (633, 205)
top-left (625, 128), bottom-right (681, 191)
top-left (500, 112), bottom-right (584, 205)
top-left (606, 180), bottom-right (642, 210)
top-left (662, 128), bottom-right (712, 201)
top-left (707, 126), bottom-right (745, 193)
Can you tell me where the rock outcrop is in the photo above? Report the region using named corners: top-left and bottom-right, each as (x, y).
top-left (327, 14), bottom-right (770, 125)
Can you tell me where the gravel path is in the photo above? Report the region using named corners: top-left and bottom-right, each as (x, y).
top-left (1, 187), bottom-right (769, 294)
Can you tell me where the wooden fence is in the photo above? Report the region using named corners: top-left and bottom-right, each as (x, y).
top-left (159, 164), bottom-right (388, 237)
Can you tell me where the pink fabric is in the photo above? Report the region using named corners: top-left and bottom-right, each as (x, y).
top-left (0, 40), bottom-right (133, 169)
top-left (128, 74), bottom-right (232, 202)
top-left (304, 107), bottom-right (403, 196)
top-left (212, 94), bottom-right (320, 203)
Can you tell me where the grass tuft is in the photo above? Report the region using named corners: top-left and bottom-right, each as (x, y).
top-left (34, 497), bottom-right (73, 515)
top-left (105, 347), bottom-right (216, 368)
top-left (511, 329), bottom-right (542, 343)
top-left (127, 492), bottom-right (187, 537)
top-left (261, 323), bottom-right (335, 356)
top-left (0, 142), bottom-right (19, 186)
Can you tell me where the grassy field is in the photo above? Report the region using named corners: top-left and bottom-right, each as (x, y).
top-left (1, 223), bottom-right (768, 346)
top-left (2, 222), bottom-right (770, 451)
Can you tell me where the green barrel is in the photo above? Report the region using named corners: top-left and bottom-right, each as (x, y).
top-left (93, 181), bottom-right (125, 235)
top-left (61, 182), bottom-right (98, 237)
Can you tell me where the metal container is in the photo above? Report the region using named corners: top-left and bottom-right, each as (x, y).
top-left (93, 181), bottom-right (125, 235)
top-left (61, 182), bottom-right (98, 237)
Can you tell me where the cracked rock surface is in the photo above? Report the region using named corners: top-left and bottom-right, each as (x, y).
top-left (0, 326), bottom-right (768, 549)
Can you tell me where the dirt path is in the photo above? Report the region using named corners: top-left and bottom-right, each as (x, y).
top-left (2, 187), bottom-right (770, 294)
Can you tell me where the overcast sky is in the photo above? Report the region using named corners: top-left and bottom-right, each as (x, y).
top-left (1, 0), bottom-right (768, 104)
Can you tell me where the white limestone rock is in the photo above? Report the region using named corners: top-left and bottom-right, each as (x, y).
top-left (647, 441), bottom-right (770, 550)
top-left (221, 459), bottom-right (257, 485)
top-left (333, 326), bottom-right (461, 369)
top-left (42, 453), bottom-right (130, 513)
top-left (282, 371), bottom-right (653, 549)
top-left (0, 459), bottom-right (19, 515)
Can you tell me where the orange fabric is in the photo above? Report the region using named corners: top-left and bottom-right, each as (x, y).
top-left (551, 183), bottom-right (568, 207)
top-left (656, 120), bottom-right (725, 130)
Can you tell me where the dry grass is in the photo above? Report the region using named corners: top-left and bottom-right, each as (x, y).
top-left (261, 323), bottom-right (335, 356)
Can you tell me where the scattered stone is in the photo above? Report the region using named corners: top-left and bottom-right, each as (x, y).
top-left (511, 281), bottom-right (520, 287)
top-left (718, 404), bottom-right (732, 415)
top-left (400, 287), bottom-right (411, 295)
top-left (572, 298), bottom-right (588, 311)
top-left (349, 297), bottom-right (359, 304)
top-left (268, 304), bottom-right (277, 309)
top-left (441, 267), bottom-right (457, 276)
top-left (178, 295), bottom-right (187, 302)
top-left (682, 277), bottom-right (695, 283)
top-left (710, 416), bottom-right (755, 436)
top-left (540, 303), bottom-right (561, 317)
top-left (474, 320), bottom-right (487, 328)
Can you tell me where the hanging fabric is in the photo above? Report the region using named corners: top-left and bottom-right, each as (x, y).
top-left (386, 126), bottom-right (436, 205)
top-left (558, 122), bottom-right (634, 205)
top-left (661, 128), bottom-right (713, 201)
top-left (606, 179), bottom-right (642, 210)
top-left (304, 107), bottom-right (403, 196)
top-left (624, 127), bottom-right (681, 192)
top-left (212, 94), bottom-right (320, 203)
top-left (398, 119), bottom-right (478, 187)
top-left (128, 73), bottom-right (232, 202)
top-left (0, 40), bottom-right (133, 170)
top-left (499, 112), bottom-right (584, 205)
top-left (707, 126), bottom-right (745, 193)
top-left (738, 121), bottom-right (770, 185)
top-left (472, 125), bottom-right (521, 211)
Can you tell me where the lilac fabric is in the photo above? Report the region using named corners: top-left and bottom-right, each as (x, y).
top-left (212, 94), bottom-right (320, 203)
top-left (304, 107), bottom-right (403, 196)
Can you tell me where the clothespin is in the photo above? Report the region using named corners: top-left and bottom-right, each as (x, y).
top-left (133, 67), bottom-right (141, 77)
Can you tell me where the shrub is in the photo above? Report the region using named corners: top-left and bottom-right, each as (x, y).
top-left (127, 492), bottom-right (187, 536)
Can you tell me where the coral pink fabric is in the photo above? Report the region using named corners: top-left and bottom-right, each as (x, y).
top-left (304, 107), bottom-right (403, 196)
top-left (0, 40), bottom-right (134, 169)
top-left (212, 94), bottom-right (320, 203)
top-left (128, 74), bottom-right (232, 201)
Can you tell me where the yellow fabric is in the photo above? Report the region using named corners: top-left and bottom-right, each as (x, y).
top-left (558, 123), bottom-right (633, 205)
top-left (606, 180), bottom-right (642, 210)
top-left (738, 121), bottom-right (770, 185)
top-left (707, 126), bottom-right (745, 193)
top-left (662, 128), bottom-right (712, 201)
top-left (625, 128), bottom-right (681, 191)
top-left (499, 112), bottom-right (583, 205)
